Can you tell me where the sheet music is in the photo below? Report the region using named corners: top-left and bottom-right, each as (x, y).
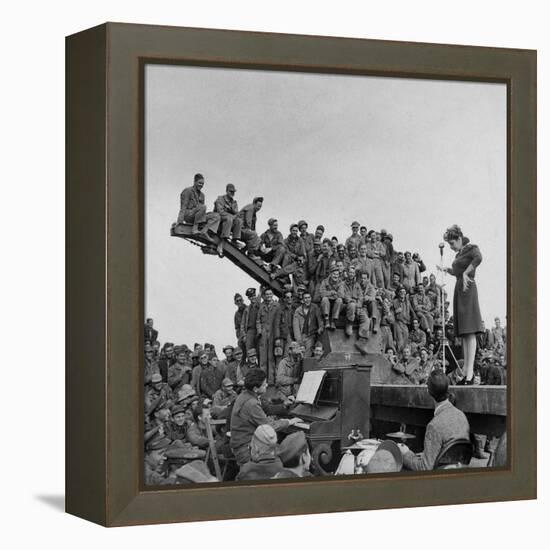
top-left (295, 370), bottom-right (326, 404)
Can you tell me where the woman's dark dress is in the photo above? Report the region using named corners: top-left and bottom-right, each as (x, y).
top-left (449, 238), bottom-right (483, 336)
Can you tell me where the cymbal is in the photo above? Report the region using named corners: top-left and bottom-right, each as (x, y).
top-left (386, 431), bottom-right (416, 440)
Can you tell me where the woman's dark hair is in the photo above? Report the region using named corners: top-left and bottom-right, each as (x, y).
top-left (443, 224), bottom-right (463, 242)
top-left (244, 368), bottom-right (267, 391)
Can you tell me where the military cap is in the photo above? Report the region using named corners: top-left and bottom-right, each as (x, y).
top-left (268, 217), bottom-right (277, 226)
top-left (316, 225), bottom-right (325, 232)
top-left (336, 243), bottom-right (345, 250)
top-left (297, 220), bottom-right (308, 228)
top-left (222, 344), bottom-right (234, 353)
top-left (386, 234), bottom-right (393, 241)
top-left (177, 384), bottom-right (197, 401)
top-left (289, 223), bottom-right (299, 231)
top-left (313, 237), bottom-right (322, 244)
top-left (297, 284), bottom-right (307, 291)
top-left (330, 264), bottom-right (340, 273)
top-left (278, 431), bottom-right (308, 466)
top-left (351, 221), bottom-right (360, 228)
top-left (151, 373), bottom-right (163, 384)
top-left (253, 196), bottom-right (264, 203)
top-left (247, 348), bottom-right (257, 358)
top-left (288, 341), bottom-right (300, 351)
top-left (226, 183), bottom-right (236, 192)
top-left (146, 436), bottom-right (172, 451)
top-left (245, 287), bottom-right (257, 297)
top-left (365, 440), bottom-right (403, 473)
top-left (253, 424), bottom-right (277, 446)
top-left (222, 377), bottom-right (234, 388)
top-left (234, 292), bottom-right (243, 301)
top-left (380, 228), bottom-right (388, 234)
top-left (171, 405), bottom-right (186, 416)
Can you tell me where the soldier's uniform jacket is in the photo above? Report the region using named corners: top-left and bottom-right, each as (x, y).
top-left (393, 296), bottom-right (416, 324)
top-left (284, 234), bottom-right (306, 259)
top-left (199, 364), bottom-right (224, 398)
top-left (274, 303), bottom-right (294, 341)
top-left (357, 281), bottom-right (377, 309)
top-left (351, 256), bottom-right (374, 277)
top-left (341, 280), bottom-right (361, 304)
top-left (238, 203), bottom-right (258, 230)
top-left (256, 300), bottom-right (279, 336)
top-left (319, 277), bottom-right (345, 300)
top-left (145, 383), bottom-right (173, 414)
top-left (345, 234), bottom-right (362, 250)
top-left (380, 301), bottom-right (395, 326)
top-left (144, 325), bottom-right (158, 342)
top-left (314, 253), bottom-right (334, 283)
top-left (276, 356), bottom-right (302, 397)
top-left (167, 363), bottom-right (192, 390)
top-left (186, 421), bottom-right (210, 449)
top-left (408, 328), bottom-right (427, 348)
top-left (234, 304), bottom-right (246, 339)
top-left (180, 185), bottom-right (205, 213)
top-left (300, 232), bottom-right (315, 255)
top-left (214, 194), bottom-right (239, 215)
top-left (164, 420), bottom-right (187, 442)
top-left (411, 292), bottom-right (432, 314)
top-left (260, 229), bottom-right (285, 249)
top-left (293, 303), bottom-right (323, 339)
top-left (391, 356), bottom-right (421, 385)
top-left (366, 241), bottom-right (385, 259)
top-left (240, 302), bottom-right (260, 335)
top-left (144, 358), bottom-right (160, 385)
top-left (402, 260), bottom-right (421, 288)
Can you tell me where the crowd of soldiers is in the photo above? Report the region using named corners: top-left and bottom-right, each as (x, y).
top-left (142, 173), bottom-right (507, 485)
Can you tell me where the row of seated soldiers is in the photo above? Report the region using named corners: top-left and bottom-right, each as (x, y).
top-left (176, 173), bottom-right (427, 293)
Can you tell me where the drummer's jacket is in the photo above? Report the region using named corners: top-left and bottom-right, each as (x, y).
top-left (403, 399), bottom-right (470, 471)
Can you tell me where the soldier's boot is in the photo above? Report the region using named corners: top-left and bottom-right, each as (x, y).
top-left (329, 318), bottom-right (337, 331)
top-left (324, 316), bottom-right (331, 330)
top-left (345, 322), bottom-right (353, 337)
top-left (216, 241), bottom-right (224, 257)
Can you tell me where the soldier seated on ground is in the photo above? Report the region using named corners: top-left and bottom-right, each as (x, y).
top-left (275, 431), bottom-right (313, 478)
top-left (236, 425), bottom-right (295, 481)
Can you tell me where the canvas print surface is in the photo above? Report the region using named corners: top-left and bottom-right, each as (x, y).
top-left (143, 65), bottom-right (507, 486)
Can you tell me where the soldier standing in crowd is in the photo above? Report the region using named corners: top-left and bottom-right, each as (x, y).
top-left (319, 265), bottom-right (345, 330)
top-left (213, 183), bottom-right (245, 256)
top-left (345, 221), bottom-right (363, 251)
top-left (393, 286), bottom-right (415, 352)
top-left (293, 290), bottom-right (324, 357)
top-left (366, 231), bottom-right (386, 288)
top-left (256, 288), bottom-right (279, 384)
top-left (167, 347), bottom-right (192, 393)
top-left (276, 341), bottom-right (303, 398)
top-left (233, 293), bottom-right (246, 350)
top-left (241, 287), bottom-right (260, 355)
top-left (274, 289), bottom-right (295, 352)
top-left (198, 351), bottom-right (224, 398)
top-left (237, 347), bottom-right (258, 386)
top-left (402, 251), bottom-right (421, 293)
top-left (297, 220), bottom-right (314, 257)
top-left (237, 196), bottom-right (263, 255)
top-left (177, 173), bottom-right (220, 235)
top-left (158, 343), bottom-right (176, 383)
top-left (144, 318), bottom-right (158, 343)
top-left (219, 345), bottom-right (238, 380)
top-left (211, 378), bottom-right (237, 419)
top-left (144, 347), bottom-right (159, 385)
top-left (353, 242), bottom-right (376, 286)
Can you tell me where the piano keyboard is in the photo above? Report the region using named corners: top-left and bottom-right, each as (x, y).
top-left (294, 421), bottom-right (311, 430)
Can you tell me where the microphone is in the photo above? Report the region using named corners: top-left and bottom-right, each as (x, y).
top-left (438, 242), bottom-right (445, 257)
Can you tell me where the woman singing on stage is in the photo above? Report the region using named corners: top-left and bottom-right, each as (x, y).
top-left (437, 224), bottom-right (483, 385)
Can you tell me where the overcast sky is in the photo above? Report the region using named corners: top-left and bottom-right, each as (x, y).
top-left (145, 65), bottom-right (506, 351)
